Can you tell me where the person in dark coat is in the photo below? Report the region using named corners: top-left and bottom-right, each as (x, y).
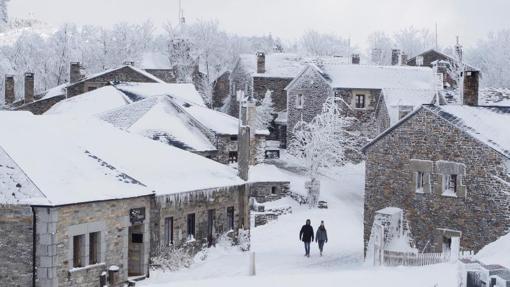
top-left (315, 220), bottom-right (328, 256)
top-left (299, 219), bottom-right (314, 257)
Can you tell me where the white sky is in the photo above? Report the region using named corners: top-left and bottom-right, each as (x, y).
top-left (8, 0), bottom-right (510, 49)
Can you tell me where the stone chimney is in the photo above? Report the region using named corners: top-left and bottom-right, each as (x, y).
top-left (256, 52), bottom-right (265, 74)
top-left (238, 95), bottom-right (258, 180)
top-left (391, 49), bottom-right (401, 66)
top-left (4, 75), bottom-right (15, 105)
top-left (351, 54), bottom-right (360, 64)
top-left (24, 72), bottom-right (34, 104)
top-left (240, 95), bottom-right (257, 139)
top-left (70, 62), bottom-right (81, 84)
top-left (238, 126), bottom-right (250, 181)
top-left (400, 53), bottom-right (408, 65)
top-left (463, 71), bottom-right (479, 106)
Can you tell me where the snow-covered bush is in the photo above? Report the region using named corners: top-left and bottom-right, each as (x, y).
top-left (288, 96), bottom-right (358, 205)
top-left (151, 245), bottom-right (194, 272)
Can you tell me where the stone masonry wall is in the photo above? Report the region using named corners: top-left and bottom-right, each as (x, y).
top-left (67, 66), bottom-right (159, 97)
top-left (364, 107), bottom-right (510, 255)
top-left (249, 182), bottom-right (290, 203)
top-left (151, 185), bottom-right (249, 256)
top-left (253, 77), bottom-right (293, 112)
top-left (16, 95), bottom-right (66, 115)
top-left (36, 196), bottom-right (151, 287)
top-left (0, 205), bottom-right (34, 286)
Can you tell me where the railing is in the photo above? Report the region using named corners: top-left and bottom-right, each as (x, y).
top-left (383, 250), bottom-right (475, 267)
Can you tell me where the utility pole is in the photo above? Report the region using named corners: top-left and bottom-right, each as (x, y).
top-left (435, 22), bottom-right (438, 50)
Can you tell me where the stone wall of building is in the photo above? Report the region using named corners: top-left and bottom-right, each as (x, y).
top-left (16, 95), bottom-right (66, 115)
top-left (374, 95), bottom-right (390, 134)
top-left (248, 181), bottom-right (290, 203)
top-left (228, 64), bottom-right (253, 118)
top-left (151, 185), bottom-right (249, 255)
top-left (144, 69), bottom-right (177, 84)
top-left (252, 77), bottom-right (293, 112)
top-left (216, 135), bottom-right (239, 164)
top-left (35, 196), bottom-right (152, 287)
top-left (212, 71), bottom-right (231, 109)
top-left (364, 107), bottom-right (510, 255)
top-left (0, 204), bottom-right (34, 286)
top-left (67, 66), bottom-right (159, 97)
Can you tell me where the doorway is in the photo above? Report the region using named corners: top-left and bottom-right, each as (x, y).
top-left (128, 224), bottom-right (145, 276)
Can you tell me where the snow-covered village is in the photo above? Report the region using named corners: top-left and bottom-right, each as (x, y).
top-left (1, 0), bottom-right (510, 286)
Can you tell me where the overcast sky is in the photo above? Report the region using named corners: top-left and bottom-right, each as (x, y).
top-left (8, 0), bottom-right (510, 49)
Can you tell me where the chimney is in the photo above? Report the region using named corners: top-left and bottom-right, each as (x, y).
top-left (238, 125), bottom-right (250, 181)
top-left (400, 53), bottom-right (408, 65)
top-left (4, 75), bottom-right (15, 105)
top-left (237, 95), bottom-right (258, 180)
top-left (462, 71), bottom-right (479, 106)
top-left (24, 72), bottom-right (34, 104)
top-left (70, 62), bottom-right (81, 84)
top-left (256, 52), bottom-right (265, 74)
top-left (240, 95), bottom-right (257, 139)
top-left (391, 49), bottom-right (401, 66)
top-left (351, 54), bottom-right (360, 64)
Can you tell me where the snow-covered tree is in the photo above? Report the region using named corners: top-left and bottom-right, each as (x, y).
top-left (394, 26), bottom-right (434, 58)
top-left (367, 31), bottom-right (394, 65)
top-left (256, 90), bottom-right (274, 129)
top-left (288, 97), bottom-right (358, 206)
top-left (300, 30), bottom-right (351, 56)
top-left (0, 0), bottom-right (9, 26)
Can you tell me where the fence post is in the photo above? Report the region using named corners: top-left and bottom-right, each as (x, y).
top-left (249, 252), bottom-right (256, 276)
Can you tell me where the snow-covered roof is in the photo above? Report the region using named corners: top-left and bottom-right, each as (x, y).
top-left (479, 88), bottom-right (510, 107)
top-left (248, 164), bottom-right (290, 183)
top-left (66, 65), bottom-right (165, 88)
top-left (317, 63), bottom-right (436, 91)
top-left (477, 232), bottom-right (510, 269)
top-left (46, 86), bottom-right (131, 116)
top-left (382, 88), bottom-right (437, 125)
top-left (0, 112), bottom-right (244, 206)
top-left (0, 112), bottom-right (151, 206)
top-left (427, 105), bottom-right (510, 159)
top-left (140, 51), bottom-right (171, 69)
top-left (40, 83), bottom-right (67, 100)
top-left (100, 95), bottom-right (216, 152)
top-left (237, 53), bottom-right (306, 78)
top-left (407, 49), bottom-right (480, 72)
top-left (115, 82), bottom-right (206, 107)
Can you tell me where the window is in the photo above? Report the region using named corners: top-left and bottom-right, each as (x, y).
top-left (416, 172), bottom-right (425, 193)
top-left (73, 235), bottom-right (85, 268)
top-left (187, 213), bottom-right (196, 239)
top-left (444, 174), bottom-right (457, 194)
top-left (334, 91), bottom-right (341, 102)
top-left (132, 233), bottom-right (143, 243)
top-left (227, 207), bottom-right (235, 230)
top-left (416, 56), bottom-right (424, 66)
top-left (164, 217), bottom-right (174, 246)
top-left (207, 209), bottom-right (215, 237)
top-left (295, 94), bottom-right (304, 109)
top-left (355, 94), bottom-right (366, 109)
top-left (228, 151), bottom-right (238, 163)
top-left (230, 135), bottom-right (238, 141)
top-left (89, 232), bottom-right (99, 265)
top-left (271, 186), bottom-right (277, 195)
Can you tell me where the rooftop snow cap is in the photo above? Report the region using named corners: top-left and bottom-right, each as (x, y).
top-left (256, 52), bottom-right (266, 74)
top-left (70, 62), bottom-right (82, 84)
top-left (351, 54), bottom-right (360, 64)
top-left (4, 75), bottom-right (15, 105)
top-left (391, 49), bottom-right (401, 66)
top-left (123, 61), bottom-right (135, 66)
top-left (24, 72), bottom-right (34, 104)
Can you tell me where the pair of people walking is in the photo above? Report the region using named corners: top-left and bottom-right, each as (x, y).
top-left (299, 219), bottom-right (328, 257)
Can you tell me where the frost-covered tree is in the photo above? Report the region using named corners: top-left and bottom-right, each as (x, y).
top-left (300, 30), bottom-right (351, 56)
top-left (466, 29), bottom-right (510, 88)
top-left (394, 26), bottom-right (434, 58)
top-left (289, 97), bottom-right (358, 206)
top-left (0, 0), bottom-right (9, 26)
top-left (256, 90), bottom-right (274, 129)
top-left (367, 31), bottom-right (393, 65)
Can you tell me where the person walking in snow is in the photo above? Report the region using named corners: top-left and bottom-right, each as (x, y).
top-left (299, 219), bottom-right (314, 257)
top-left (315, 220), bottom-right (328, 256)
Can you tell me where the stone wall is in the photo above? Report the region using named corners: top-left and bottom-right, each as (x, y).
top-left (364, 107), bottom-right (510, 255)
top-left (252, 77), bottom-right (292, 112)
top-left (212, 71), bottom-right (231, 109)
top-left (228, 64), bottom-right (253, 118)
top-left (16, 95), bottom-right (66, 115)
top-left (216, 135), bottom-right (239, 164)
top-left (248, 181), bottom-right (290, 203)
top-left (35, 196), bottom-right (152, 287)
top-left (0, 204), bottom-right (34, 286)
top-left (67, 66), bottom-right (159, 97)
top-left (151, 185), bottom-right (249, 255)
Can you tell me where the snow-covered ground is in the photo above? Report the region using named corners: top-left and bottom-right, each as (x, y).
top-left (140, 159), bottom-right (458, 287)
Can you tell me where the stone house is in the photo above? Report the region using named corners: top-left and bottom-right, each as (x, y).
top-left (407, 49), bottom-right (480, 105)
top-left (285, 61), bottom-right (437, 143)
top-left (362, 102), bottom-right (510, 255)
top-left (247, 164), bottom-right (290, 203)
top-left (0, 111), bottom-right (250, 286)
top-left (228, 53), bottom-right (306, 144)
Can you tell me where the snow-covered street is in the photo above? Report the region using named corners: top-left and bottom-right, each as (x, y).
top-left (141, 162), bottom-right (458, 286)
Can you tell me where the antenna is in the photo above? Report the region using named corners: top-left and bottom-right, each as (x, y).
top-left (435, 22), bottom-right (438, 49)
top-left (178, 0), bottom-right (185, 25)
